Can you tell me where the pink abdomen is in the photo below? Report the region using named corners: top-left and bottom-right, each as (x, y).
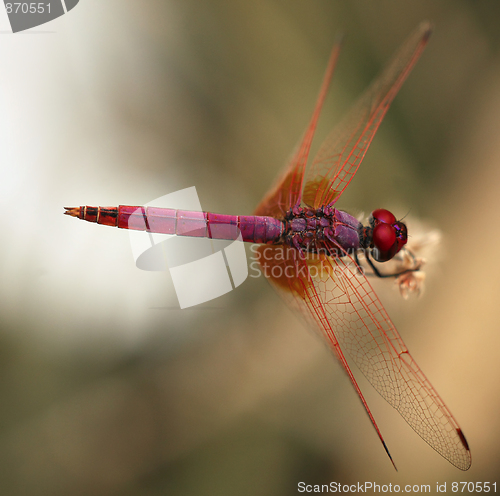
top-left (71, 206), bottom-right (284, 244)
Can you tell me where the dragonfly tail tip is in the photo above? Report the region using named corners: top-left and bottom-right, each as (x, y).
top-left (64, 207), bottom-right (80, 218)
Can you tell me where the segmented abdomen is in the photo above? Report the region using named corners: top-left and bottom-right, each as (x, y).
top-left (72, 206), bottom-right (284, 244)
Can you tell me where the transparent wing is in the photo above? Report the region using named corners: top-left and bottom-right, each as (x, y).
top-left (302, 21), bottom-right (431, 208)
top-left (257, 245), bottom-right (471, 471)
top-left (253, 42), bottom-right (342, 218)
top-left (257, 244), bottom-right (397, 468)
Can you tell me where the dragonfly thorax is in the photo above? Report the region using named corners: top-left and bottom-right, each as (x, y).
top-left (282, 205), bottom-right (361, 257)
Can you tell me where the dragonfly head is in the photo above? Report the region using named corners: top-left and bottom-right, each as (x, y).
top-left (368, 209), bottom-right (408, 262)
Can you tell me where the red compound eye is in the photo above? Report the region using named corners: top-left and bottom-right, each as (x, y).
top-left (369, 209), bottom-right (407, 262)
top-left (373, 223), bottom-right (397, 252)
top-left (371, 208), bottom-right (396, 225)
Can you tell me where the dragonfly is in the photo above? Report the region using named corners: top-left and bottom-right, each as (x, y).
top-left (65, 22), bottom-right (471, 471)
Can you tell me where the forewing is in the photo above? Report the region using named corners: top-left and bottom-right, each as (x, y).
top-left (257, 245), bottom-right (471, 471)
top-left (254, 42), bottom-right (342, 218)
top-left (302, 21), bottom-right (432, 208)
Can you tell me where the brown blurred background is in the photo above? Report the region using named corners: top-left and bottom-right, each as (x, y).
top-left (0, 0), bottom-right (499, 494)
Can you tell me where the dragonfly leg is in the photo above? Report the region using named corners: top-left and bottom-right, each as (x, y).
top-left (364, 248), bottom-right (421, 279)
top-left (354, 251), bottom-right (366, 276)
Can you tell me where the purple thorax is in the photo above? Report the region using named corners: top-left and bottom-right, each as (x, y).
top-left (282, 205), bottom-right (361, 256)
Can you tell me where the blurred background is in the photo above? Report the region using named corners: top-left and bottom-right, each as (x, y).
top-left (0, 0), bottom-right (499, 494)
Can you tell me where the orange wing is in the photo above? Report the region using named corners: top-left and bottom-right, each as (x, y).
top-left (257, 245), bottom-right (471, 470)
top-left (302, 22), bottom-right (431, 208)
top-left (253, 41), bottom-right (342, 218)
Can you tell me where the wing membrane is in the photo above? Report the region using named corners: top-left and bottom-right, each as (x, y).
top-left (254, 42), bottom-right (342, 218)
top-left (257, 245), bottom-right (471, 471)
top-left (302, 22), bottom-right (431, 208)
